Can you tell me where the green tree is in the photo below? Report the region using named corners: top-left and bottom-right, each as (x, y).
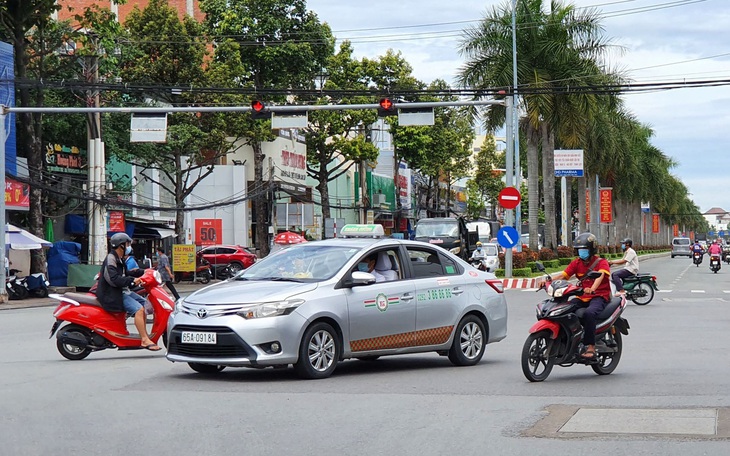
top-left (200, 0), bottom-right (334, 256)
top-left (468, 135), bottom-right (505, 219)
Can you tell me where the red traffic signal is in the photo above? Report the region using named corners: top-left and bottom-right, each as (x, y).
top-left (250, 100), bottom-right (271, 120)
top-left (377, 97), bottom-right (397, 117)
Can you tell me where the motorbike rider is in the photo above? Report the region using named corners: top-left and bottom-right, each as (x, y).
top-left (691, 240), bottom-right (705, 254)
top-left (537, 232), bottom-right (611, 360)
top-left (96, 233), bottom-right (161, 351)
top-left (608, 238), bottom-right (639, 296)
top-left (707, 239), bottom-right (722, 258)
top-left (469, 242), bottom-right (488, 269)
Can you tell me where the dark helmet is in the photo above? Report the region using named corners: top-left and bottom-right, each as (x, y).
top-left (621, 238), bottom-right (633, 247)
top-left (110, 232), bottom-right (132, 249)
top-left (573, 232), bottom-right (597, 257)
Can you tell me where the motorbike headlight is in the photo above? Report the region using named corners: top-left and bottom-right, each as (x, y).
top-left (237, 299), bottom-right (305, 319)
top-left (153, 271), bottom-right (163, 285)
top-left (450, 247), bottom-right (461, 255)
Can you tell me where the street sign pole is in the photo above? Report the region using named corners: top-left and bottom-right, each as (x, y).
top-left (504, 97), bottom-right (514, 277)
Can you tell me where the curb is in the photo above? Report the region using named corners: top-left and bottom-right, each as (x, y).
top-left (502, 278), bottom-right (537, 289)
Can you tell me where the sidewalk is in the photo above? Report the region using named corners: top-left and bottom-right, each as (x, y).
top-left (0, 280), bottom-right (213, 311)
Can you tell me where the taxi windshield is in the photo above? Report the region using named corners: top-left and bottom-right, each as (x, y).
top-left (236, 245), bottom-right (359, 281)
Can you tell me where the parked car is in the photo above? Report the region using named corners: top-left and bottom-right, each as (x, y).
top-left (197, 245), bottom-right (257, 277)
top-left (166, 224), bottom-right (508, 379)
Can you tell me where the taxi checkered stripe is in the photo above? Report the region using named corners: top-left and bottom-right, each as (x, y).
top-left (350, 325), bottom-right (454, 352)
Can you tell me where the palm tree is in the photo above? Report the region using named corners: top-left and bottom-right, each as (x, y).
top-left (458, 0), bottom-right (618, 250)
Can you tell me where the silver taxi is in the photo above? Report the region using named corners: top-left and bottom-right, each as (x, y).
top-left (166, 224), bottom-right (508, 379)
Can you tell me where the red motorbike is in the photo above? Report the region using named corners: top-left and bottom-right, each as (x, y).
top-left (521, 263), bottom-right (630, 382)
top-left (49, 269), bottom-right (175, 360)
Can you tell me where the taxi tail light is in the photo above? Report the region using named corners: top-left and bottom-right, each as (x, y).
top-left (486, 279), bottom-right (504, 293)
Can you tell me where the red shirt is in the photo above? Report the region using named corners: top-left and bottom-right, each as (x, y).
top-left (562, 256), bottom-right (612, 301)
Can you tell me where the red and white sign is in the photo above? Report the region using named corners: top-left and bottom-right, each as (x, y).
top-left (498, 187), bottom-right (521, 210)
top-left (652, 214), bottom-right (660, 233)
top-left (673, 224), bottom-right (679, 237)
top-left (585, 189), bottom-right (590, 224)
top-left (195, 219), bottom-right (222, 245)
top-left (5, 177), bottom-right (29, 210)
top-left (108, 211), bottom-right (126, 232)
top-left (599, 188), bottom-right (613, 224)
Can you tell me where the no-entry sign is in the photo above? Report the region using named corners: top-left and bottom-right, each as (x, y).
top-left (498, 187), bottom-right (521, 210)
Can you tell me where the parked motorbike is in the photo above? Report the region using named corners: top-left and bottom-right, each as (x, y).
top-left (21, 272), bottom-right (50, 298)
top-left (174, 256), bottom-right (212, 284)
top-left (6, 268), bottom-right (28, 300)
top-left (521, 263), bottom-right (630, 382)
top-left (213, 263), bottom-right (235, 280)
top-left (621, 273), bottom-right (659, 305)
top-left (710, 254), bottom-right (722, 273)
top-left (693, 251), bottom-right (703, 266)
top-left (48, 269), bottom-right (175, 360)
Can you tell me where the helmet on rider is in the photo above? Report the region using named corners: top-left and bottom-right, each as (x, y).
top-left (476, 241), bottom-right (482, 246)
top-left (110, 232), bottom-right (132, 249)
top-left (573, 232), bottom-right (597, 260)
top-left (621, 238), bottom-right (633, 247)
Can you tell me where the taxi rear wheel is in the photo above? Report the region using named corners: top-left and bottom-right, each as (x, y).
top-left (294, 322), bottom-right (340, 379)
top-left (448, 315), bottom-right (486, 366)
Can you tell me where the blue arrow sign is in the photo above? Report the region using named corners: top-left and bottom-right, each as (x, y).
top-left (497, 226), bottom-right (520, 249)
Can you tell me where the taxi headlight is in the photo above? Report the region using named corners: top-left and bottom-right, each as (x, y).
top-left (237, 299), bottom-right (305, 319)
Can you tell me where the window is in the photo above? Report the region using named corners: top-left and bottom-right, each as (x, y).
top-left (408, 248), bottom-right (445, 279)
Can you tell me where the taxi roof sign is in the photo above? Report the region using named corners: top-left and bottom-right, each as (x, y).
top-left (339, 224), bottom-right (385, 238)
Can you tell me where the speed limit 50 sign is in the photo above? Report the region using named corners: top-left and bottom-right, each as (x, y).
top-left (195, 219), bottom-right (222, 245)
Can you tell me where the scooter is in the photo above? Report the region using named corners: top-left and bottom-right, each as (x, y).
top-left (621, 273), bottom-right (659, 305)
top-left (21, 272), bottom-right (50, 298)
top-left (693, 251), bottom-right (703, 267)
top-left (6, 268), bottom-right (28, 300)
top-left (48, 269), bottom-right (175, 360)
top-left (174, 256), bottom-right (212, 284)
top-left (521, 263), bottom-right (630, 382)
top-left (710, 254), bottom-right (722, 273)
top-left (470, 258), bottom-right (488, 272)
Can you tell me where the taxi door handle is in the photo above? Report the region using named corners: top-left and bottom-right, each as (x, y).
top-left (401, 293), bottom-right (414, 301)
top-left (452, 287), bottom-right (464, 295)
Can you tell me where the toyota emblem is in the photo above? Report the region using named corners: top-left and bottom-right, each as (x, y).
top-left (196, 308), bottom-right (208, 319)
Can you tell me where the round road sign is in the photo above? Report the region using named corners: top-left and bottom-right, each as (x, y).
top-left (498, 187), bottom-right (521, 210)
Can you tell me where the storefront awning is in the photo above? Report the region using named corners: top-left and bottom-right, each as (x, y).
top-left (153, 228), bottom-right (176, 239)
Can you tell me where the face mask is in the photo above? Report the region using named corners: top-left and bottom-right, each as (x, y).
top-left (357, 263), bottom-right (369, 272)
top-left (477, 247), bottom-right (482, 251)
top-left (125, 246), bottom-right (132, 255)
top-left (621, 244), bottom-right (626, 251)
top-left (578, 249), bottom-right (590, 260)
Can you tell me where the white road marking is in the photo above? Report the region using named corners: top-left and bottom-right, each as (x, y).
top-left (691, 290), bottom-right (706, 293)
top-left (657, 290), bottom-right (672, 293)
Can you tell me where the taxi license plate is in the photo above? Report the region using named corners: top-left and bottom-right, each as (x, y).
top-left (181, 331), bottom-right (217, 344)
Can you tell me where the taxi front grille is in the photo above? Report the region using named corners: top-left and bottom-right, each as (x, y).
top-left (168, 325), bottom-right (254, 359)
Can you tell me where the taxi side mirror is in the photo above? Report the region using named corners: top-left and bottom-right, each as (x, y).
top-left (344, 271), bottom-right (376, 288)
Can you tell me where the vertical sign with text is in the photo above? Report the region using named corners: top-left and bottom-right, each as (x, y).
top-left (195, 219), bottom-right (222, 245)
top-left (652, 214), bottom-right (660, 233)
top-left (673, 224), bottom-right (679, 237)
top-left (585, 189), bottom-right (590, 224)
top-left (599, 187), bottom-right (613, 224)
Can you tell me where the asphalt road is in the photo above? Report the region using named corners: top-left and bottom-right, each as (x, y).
top-left (2, 255), bottom-right (730, 455)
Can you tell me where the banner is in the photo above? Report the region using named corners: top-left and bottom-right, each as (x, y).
top-left (599, 187), bottom-right (613, 224)
top-left (108, 211), bottom-right (125, 232)
top-left (5, 177), bottom-right (29, 210)
top-left (673, 224), bottom-right (679, 237)
top-left (652, 214), bottom-right (660, 233)
top-left (172, 244), bottom-right (196, 272)
top-left (195, 219), bottom-right (222, 245)
top-left (585, 189), bottom-right (590, 224)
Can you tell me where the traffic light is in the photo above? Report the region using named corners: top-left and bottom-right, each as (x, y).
top-left (377, 97), bottom-right (397, 117)
top-left (250, 100), bottom-right (271, 120)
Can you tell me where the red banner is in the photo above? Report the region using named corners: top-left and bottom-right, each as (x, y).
top-left (5, 177), bottom-right (29, 209)
top-left (195, 219), bottom-right (222, 245)
top-left (652, 214), bottom-right (660, 233)
top-left (585, 189), bottom-right (590, 224)
top-left (673, 224), bottom-right (679, 237)
top-left (599, 188), bottom-right (613, 224)
top-left (108, 211), bottom-right (126, 232)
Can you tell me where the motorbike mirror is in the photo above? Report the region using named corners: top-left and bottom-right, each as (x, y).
top-left (535, 262), bottom-right (545, 272)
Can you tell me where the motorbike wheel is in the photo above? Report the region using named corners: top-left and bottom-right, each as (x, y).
top-left (174, 272), bottom-right (182, 284)
top-left (56, 324), bottom-right (93, 360)
top-left (592, 330), bottom-right (622, 375)
top-left (34, 287), bottom-right (49, 298)
top-left (630, 282), bottom-right (654, 305)
top-left (521, 330), bottom-right (555, 382)
top-left (188, 363), bottom-right (226, 374)
top-left (199, 272), bottom-right (211, 284)
top-left (448, 315), bottom-right (486, 366)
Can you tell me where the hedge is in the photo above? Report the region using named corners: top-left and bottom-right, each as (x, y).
top-left (512, 267), bottom-right (532, 277)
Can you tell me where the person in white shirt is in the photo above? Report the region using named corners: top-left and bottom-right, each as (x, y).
top-left (374, 252), bottom-right (398, 282)
top-left (609, 238), bottom-right (639, 296)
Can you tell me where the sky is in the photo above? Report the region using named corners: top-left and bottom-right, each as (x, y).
top-left (306, 0), bottom-right (730, 214)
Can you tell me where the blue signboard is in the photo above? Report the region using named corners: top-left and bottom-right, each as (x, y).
top-left (0, 41), bottom-right (16, 176)
top-left (554, 169), bottom-right (584, 177)
top-left (497, 226), bottom-right (520, 249)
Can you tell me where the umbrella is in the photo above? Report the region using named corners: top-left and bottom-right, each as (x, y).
top-left (274, 231), bottom-right (307, 245)
top-left (6, 224), bottom-right (53, 250)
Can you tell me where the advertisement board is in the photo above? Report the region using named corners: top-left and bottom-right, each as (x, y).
top-left (195, 219), bottom-right (222, 245)
top-left (172, 244), bottom-right (196, 272)
top-left (652, 214), bottom-right (660, 233)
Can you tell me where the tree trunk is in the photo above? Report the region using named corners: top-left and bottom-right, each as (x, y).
top-left (526, 122), bottom-right (540, 251)
top-left (318, 172), bottom-right (330, 237)
top-left (253, 141), bottom-right (269, 257)
top-left (540, 122), bottom-right (557, 250)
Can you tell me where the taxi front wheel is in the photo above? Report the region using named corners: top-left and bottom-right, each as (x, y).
top-left (294, 322), bottom-right (341, 379)
top-left (448, 315), bottom-right (486, 366)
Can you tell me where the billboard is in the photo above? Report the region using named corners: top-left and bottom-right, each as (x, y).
top-left (0, 41), bottom-right (16, 176)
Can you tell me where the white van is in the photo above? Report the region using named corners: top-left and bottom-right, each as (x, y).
top-left (671, 237), bottom-right (691, 258)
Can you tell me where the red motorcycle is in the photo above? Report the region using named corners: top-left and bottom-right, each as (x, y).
top-left (174, 255), bottom-right (212, 284)
top-left (521, 263), bottom-right (630, 382)
top-left (49, 269), bottom-right (175, 360)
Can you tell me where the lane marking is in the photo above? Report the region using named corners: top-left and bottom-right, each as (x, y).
top-left (691, 290), bottom-right (706, 293)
